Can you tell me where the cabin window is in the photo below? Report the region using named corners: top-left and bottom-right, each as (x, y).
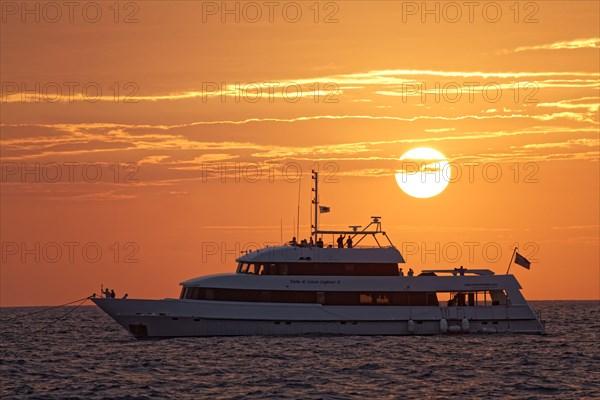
top-left (490, 290), bottom-right (509, 305)
top-left (316, 292), bottom-right (325, 304)
top-left (251, 264), bottom-right (260, 275)
top-left (238, 262), bottom-right (399, 276)
top-left (260, 264), bottom-right (275, 275)
top-left (442, 290), bottom-right (509, 306)
top-left (324, 292), bottom-right (353, 305)
top-left (237, 263), bottom-right (251, 274)
top-left (182, 288), bottom-right (441, 306)
top-left (236, 263), bottom-right (275, 275)
top-left (191, 287), bottom-right (200, 299)
top-left (427, 293), bottom-right (439, 306)
top-left (375, 294), bottom-right (390, 305)
top-left (360, 294), bottom-right (373, 304)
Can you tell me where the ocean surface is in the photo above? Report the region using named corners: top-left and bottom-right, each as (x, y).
top-left (1, 301), bottom-right (598, 399)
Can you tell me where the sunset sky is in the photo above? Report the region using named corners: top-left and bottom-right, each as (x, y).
top-left (1, 1), bottom-right (599, 306)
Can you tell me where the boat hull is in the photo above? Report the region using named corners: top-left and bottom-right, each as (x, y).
top-left (92, 298), bottom-right (546, 338)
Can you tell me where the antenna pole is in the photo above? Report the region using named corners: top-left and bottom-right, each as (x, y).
top-left (296, 175), bottom-right (301, 238)
top-left (506, 247), bottom-right (517, 275)
top-left (312, 170), bottom-right (318, 242)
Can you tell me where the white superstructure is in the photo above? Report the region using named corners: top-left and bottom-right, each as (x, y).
top-left (93, 171), bottom-right (545, 338)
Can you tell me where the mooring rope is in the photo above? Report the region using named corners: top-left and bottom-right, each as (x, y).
top-left (0, 295), bottom-right (93, 323)
top-left (30, 297), bottom-right (91, 335)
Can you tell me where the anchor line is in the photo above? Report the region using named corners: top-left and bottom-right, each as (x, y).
top-left (0, 295), bottom-right (93, 323)
top-left (30, 297), bottom-right (91, 335)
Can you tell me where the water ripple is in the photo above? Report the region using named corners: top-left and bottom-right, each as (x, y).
top-left (1, 301), bottom-right (599, 399)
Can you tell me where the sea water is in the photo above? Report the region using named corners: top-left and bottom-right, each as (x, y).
top-left (1, 301), bottom-right (598, 399)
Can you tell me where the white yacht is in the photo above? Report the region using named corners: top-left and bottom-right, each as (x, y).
top-left (93, 171), bottom-right (546, 338)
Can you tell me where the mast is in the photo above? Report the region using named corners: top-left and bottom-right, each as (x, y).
top-left (505, 246), bottom-right (517, 275)
top-left (296, 175), bottom-right (301, 238)
top-left (312, 170), bottom-right (318, 242)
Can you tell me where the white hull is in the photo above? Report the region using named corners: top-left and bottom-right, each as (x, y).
top-left (92, 298), bottom-right (545, 338)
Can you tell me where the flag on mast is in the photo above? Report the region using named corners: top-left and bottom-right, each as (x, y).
top-left (514, 252), bottom-right (531, 269)
top-left (319, 206), bottom-right (331, 213)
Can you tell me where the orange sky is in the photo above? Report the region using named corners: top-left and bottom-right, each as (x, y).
top-left (1, 1), bottom-right (599, 305)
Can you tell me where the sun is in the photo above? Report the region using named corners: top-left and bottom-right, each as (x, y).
top-left (395, 147), bottom-right (450, 198)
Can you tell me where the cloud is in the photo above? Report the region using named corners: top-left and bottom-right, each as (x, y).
top-left (425, 128), bottom-right (455, 133)
top-left (180, 153), bottom-right (239, 163)
top-left (454, 150), bottom-right (599, 163)
top-left (170, 153), bottom-right (240, 170)
top-left (3, 120), bottom-right (598, 163)
top-left (536, 97), bottom-right (600, 113)
top-left (512, 38), bottom-right (600, 53)
top-left (2, 68), bottom-right (598, 104)
top-left (168, 191), bottom-right (190, 196)
top-left (64, 191), bottom-right (137, 201)
top-left (550, 225), bottom-right (600, 231)
top-left (375, 80), bottom-right (600, 99)
top-left (516, 138), bottom-right (599, 149)
top-left (138, 155), bottom-right (170, 165)
top-left (335, 168), bottom-right (393, 177)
